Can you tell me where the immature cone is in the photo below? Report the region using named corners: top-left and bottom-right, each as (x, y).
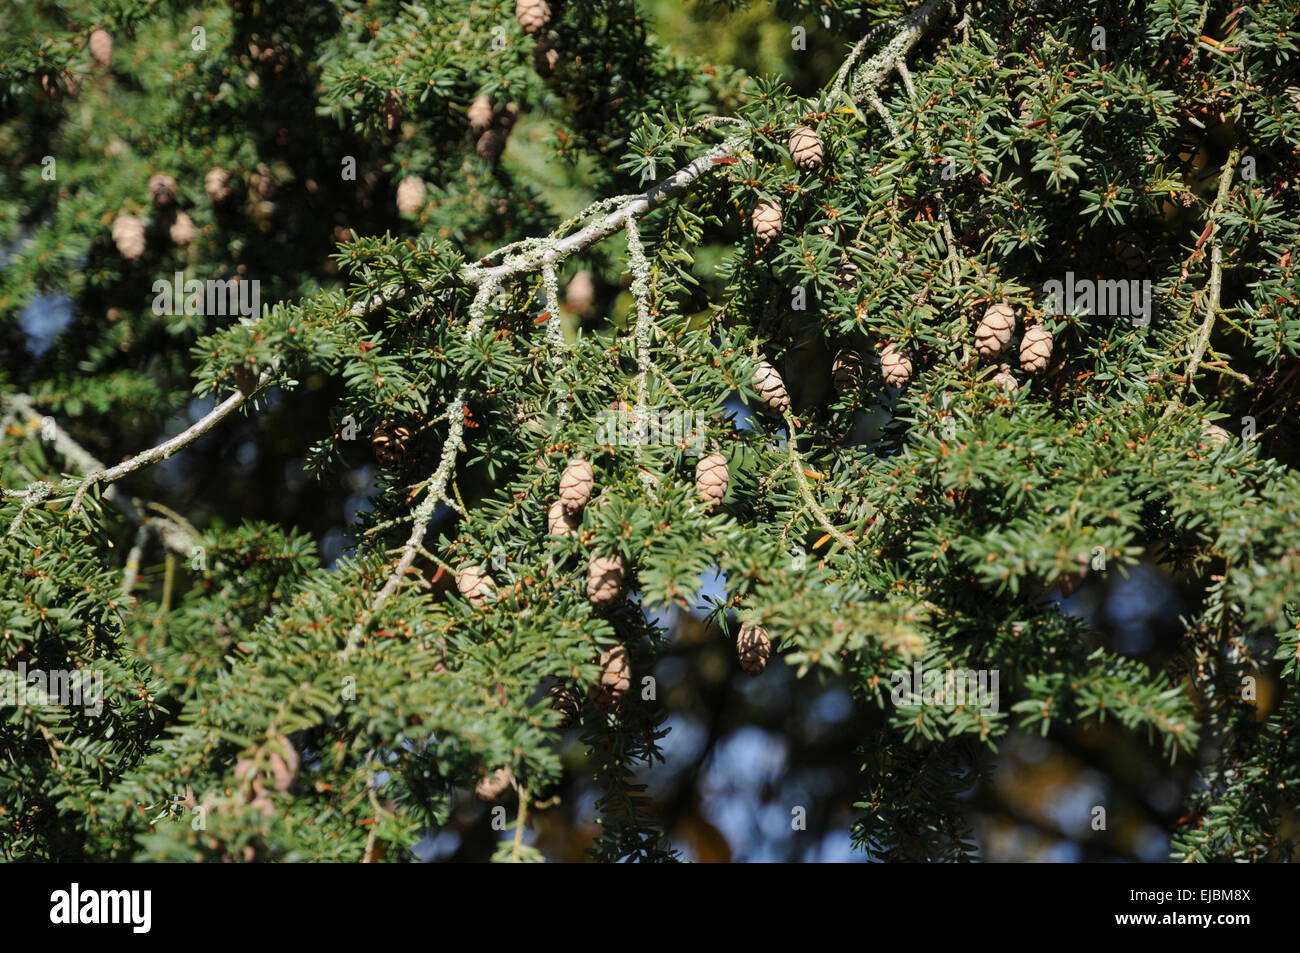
top-left (1114, 232), bottom-right (1147, 276)
top-left (168, 211), bottom-right (196, 247)
top-left (89, 29), bottom-right (112, 68)
top-left (515, 0), bottom-right (551, 34)
top-left (475, 767), bottom-right (514, 802)
top-left (148, 173), bottom-right (177, 207)
top-left (467, 94), bottom-right (493, 133)
top-left (370, 419), bottom-right (411, 467)
top-left (455, 564), bottom-right (496, 608)
top-left (751, 199), bottom-right (783, 244)
top-left (548, 683), bottom-right (580, 728)
top-left (695, 452), bottom-right (729, 510)
top-left (992, 364), bottom-right (1019, 393)
top-left (752, 360), bottom-right (790, 413)
top-left (204, 166), bottom-right (233, 204)
top-left (498, 102), bottom-right (522, 131)
top-left (565, 270), bottom-right (595, 316)
top-left (111, 214), bottom-right (146, 261)
top-left (558, 459), bottom-right (594, 516)
top-left (880, 343), bottom-right (912, 388)
top-left (1019, 325), bottom-right (1053, 375)
top-left (787, 125), bottom-right (824, 171)
top-left (547, 499), bottom-right (581, 537)
top-left (477, 128), bottom-right (507, 160)
top-left (586, 554), bottom-right (626, 607)
top-left (592, 646), bottom-right (630, 708)
top-left (976, 302), bottom-right (1016, 360)
top-left (737, 623), bottom-right (772, 676)
top-left (832, 347), bottom-right (864, 393)
top-left (1201, 422), bottom-right (1231, 447)
top-left (396, 176), bottom-right (426, 215)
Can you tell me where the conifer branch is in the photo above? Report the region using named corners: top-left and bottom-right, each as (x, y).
top-left (1184, 148), bottom-right (1242, 391)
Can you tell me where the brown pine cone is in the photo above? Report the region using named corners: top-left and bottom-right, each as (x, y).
top-left (548, 683), bottom-right (580, 727)
top-left (148, 173), bottom-right (177, 207)
top-left (371, 420), bottom-right (411, 467)
top-left (168, 211), bottom-right (196, 247)
top-left (1201, 422), bottom-right (1231, 447)
top-left (591, 646), bottom-right (630, 708)
top-left (467, 94), bottom-right (494, 133)
top-left (205, 166), bottom-right (233, 204)
top-left (477, 128), bottom-right (508, 160)
top-left (832, 347), bottom-right (864, 393)
top-left (515, 0), bottom-right (551, 35)
top-left (586, 553), bottom-right (626, 607)
top-left (475, 767), bottom-right (515, 802)
top-left (976, 302), bottom-right (1015, 360)
top-left (455, 564), bottom-right (496, 608)
top-left (547, 499), bottom-right (582, 537)
top-left (1019, 325), bottom-right (1053, 375)
top-left (565, 270), bottom-right (595, 316)
top-left (382, 90), bottom-right (404, 132)
top-left (695, 452), bottom-right (729, 510)
top-left (559, 458), bottom-right (594, 516)
top-left (111, 213), bottom-right (146, 261)
top-left (534, 37), bottom-right (559, 76)
top-left (89, 29), bottom-right (112, 68)
top-left (752, 360), bottom-right (790, 413)
top-left (396, 176), bottom-right (426, 215)
top-left (737, 623), bottom-right (772, 676)
top-left (992, 363), bottom-right (1019, 393)
top-left (880, 343), bottom-right (912, 388)
top-left (788, 125), bottom-right (824, 171)
top-left (751, 199), bottom-right (783, 244)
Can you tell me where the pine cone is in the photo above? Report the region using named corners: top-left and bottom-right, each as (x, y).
top-left (788, 125), bottom-right (824, 171)
top-left (737, 623), bottom-right (772, 676)
top-left (233, 364), bottom-right (259, 396)
top-left (89, 29), bottom-right (112, 68)
top-left (475, 767), bottom-right (514, 802)
top-left (1019, 325), bottom-right (1053, 375)
top-left (1201, 422), bottom-right (1231, 447)
top-left (267, 735), bottom-right (299, 793)
top-left (832, 347), bottom-right (864, 393)
top-left (111, 213), bottom-right (146, 261)
top-left (477, 128), bottom-right (508, 160)
top-left (455, 563), bottom-right (496, 608)
top-left (751, 199), bottom-right (783, 244)
top-left (534, 37), bottom-right (559, 76)
top-left (591, 646), bottom-right (630, 708)
top-left (467, 94), bottom-right (494, 133)
top-left (547, 498), bottom-right (582, 537)
top-left (548, 683), bottom-right (580, 727)
top-left (881, 343), bottom-right (912, 388)
top-left (168, 211), bottom-right (196, 247)
top-left (586, 553), bottom-right (626, 607)
top-left (396, 176), bottom-right (426, 215)
top-left (976, 302), bottom-right (1015, 360)
top-left (695, 452), bottom-right (729, 510)
top-left (371, 419), bottom-right (411, 467)
top-left (992, 364), bottom-right (1019, 393)
top-left (515, 0), bottom-right (551, 35)
top-left (559, 458), bottom-right (594, 516)
top-left (1114, 232), bottom-right (1147, 276)
top-left (498, 102), bottom-right (522, 132)
top-left (251, 163), bottom-right (277, 200)
top-left (752, 360), bottom-right (790, 413)
top-left (565, 270), bottom-right (595, 316)
top-left (205, 166), bottom-right (233, 204)
top-left (382, 90), bottom-right (404, 132)
top-left (148, 173), bottom-right (177, 207)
